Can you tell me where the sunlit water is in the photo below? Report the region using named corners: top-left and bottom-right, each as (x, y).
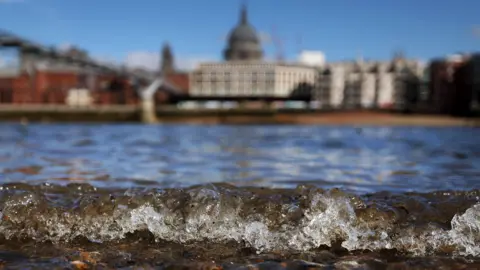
top-left (1, 124), bottom-right (479, 192)
top-left (0, 123), bottom-right (479, 269)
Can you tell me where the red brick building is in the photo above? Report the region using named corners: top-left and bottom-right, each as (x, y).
top-left (154, 72), bottom-right (190, 104)
top-left (0, 69), bottom-right (139, 105)
top-left (93, 75), bottom-right (139, 105)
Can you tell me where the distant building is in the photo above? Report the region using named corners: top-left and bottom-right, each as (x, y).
top-left (190, 4), bottom-right (426, 110)
top-left (190, 62), bottom-right (316, 97)
top-left (190, 5), bottom-right (316, 100)
top-left (223, 4), bottom-right (263, 61)
top-left (160, 43), bottom-right (175, 75)
top-left (65, 88), bottom-right (93, 106)
top-left (316, 58), bottom-right (424, 109)
top-left (472, 54), bottom-right (480, 108)
top-left (426, 53), bottom-right (479, 116)
top-left (154, 72), bottom-right (190, 103)
top-left (0, 48), bottom-right (139, 105)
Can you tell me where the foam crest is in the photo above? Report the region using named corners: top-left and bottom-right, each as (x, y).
top-left (0, 184), bottom-right (478, 258)
top-left (449, 203), bottom-right (480, 256)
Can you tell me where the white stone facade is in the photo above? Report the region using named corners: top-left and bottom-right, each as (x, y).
top-left (190, 62), bottom-right (317, 97)
top-left (65, 88), bottom-right (93, 106)
top-left (316, 59), bottom-right (424, 109)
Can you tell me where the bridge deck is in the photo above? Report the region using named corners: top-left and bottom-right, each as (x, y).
top-left (171, 95), bottom-right (311, 102)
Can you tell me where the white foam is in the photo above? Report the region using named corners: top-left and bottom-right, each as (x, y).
top-left (0, 193), bottom-right (479, 257)
top-left (449, 203), bottom-right (480, 256)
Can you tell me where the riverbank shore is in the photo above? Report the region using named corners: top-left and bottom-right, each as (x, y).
top-left (0, 105), bottom-right (478, 126)
top-left (0, 104), bottom-right (140, 123)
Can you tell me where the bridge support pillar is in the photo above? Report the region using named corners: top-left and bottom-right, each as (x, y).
top-left (141, 97), bottom-right (157, 124)
top-left (138, 77), bottom-right (164, 124)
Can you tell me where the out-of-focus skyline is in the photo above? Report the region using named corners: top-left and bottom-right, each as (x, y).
top-left (1, 0), bottom-right (479, 70)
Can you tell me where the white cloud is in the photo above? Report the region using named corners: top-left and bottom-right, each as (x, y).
top-left (125, 51), bottom-right (159, 71)
top-left (298, 51), bottom-right (326, 67)
top-left (124, 51), bottom-right (216, 71)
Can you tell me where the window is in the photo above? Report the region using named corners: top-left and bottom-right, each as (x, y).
top-left (252, 72), bottom-right (258, 85)
top-left (224, 72), bottom-right (231, 85)
top-left (211, 77), bottom-right (217, 92)
top-left (225, 72), bottom-right (232, 92)
top-left (266, 71), bottom-right (275, 81)
top-left (225, 81), bottom-right (231, 91)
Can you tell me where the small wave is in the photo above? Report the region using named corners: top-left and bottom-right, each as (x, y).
top-left (0, 183), bottom-right (478, 257)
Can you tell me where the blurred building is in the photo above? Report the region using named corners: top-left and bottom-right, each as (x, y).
top-left (190, 4), bottom-right (426, 110)
top-left (65, 88), bottom-right (93, 106)
top-left (190, 5), bottom-right (317, 99)
top-left (155, 39), bottom-right (190, 103)
top-left (0, 44), bottom-right (140, 105)
top-left (472, 54), bottom-right (480, 108)
top-left (315, 58), bottom-right (424, 110)
top-left (426, 53), bottom-right (479, 116)
top-left (154, 72), bottom-right (190, 104)
top-left (160, 43), bottom-right (175, 75)
top-left (190, 62), bottom-right (316, 97)
top-left (223, 5), bottom-right (263, 61)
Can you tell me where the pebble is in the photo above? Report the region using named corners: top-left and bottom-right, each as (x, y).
top-left (71, 260), bottom-right (88, 270)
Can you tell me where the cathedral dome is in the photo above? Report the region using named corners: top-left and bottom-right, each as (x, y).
top-left (228, 24), bottom-right (259, 44)
top-left (223, 5), bottom-right (263, 61)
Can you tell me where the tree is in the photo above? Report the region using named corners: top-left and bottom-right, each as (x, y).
top-left (290, 82), bottom-right (314, 99)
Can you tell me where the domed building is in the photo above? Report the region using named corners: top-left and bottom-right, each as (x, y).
top-left (188, 5), bottom-right (317, 104)
top-left (223, 5), bottom-right (263, 61)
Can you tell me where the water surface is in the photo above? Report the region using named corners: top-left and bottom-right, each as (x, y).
top-left (1, 124), bottom-right (479, 193)
top-left (0, 124), bottom-right (479, 269)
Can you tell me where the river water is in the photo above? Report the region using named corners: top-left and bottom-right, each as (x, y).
top-left (0, 124), bottom-right (479, 269)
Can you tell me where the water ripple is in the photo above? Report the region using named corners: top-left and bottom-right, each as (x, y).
top-left (0, 123), bottom-right (478, 193)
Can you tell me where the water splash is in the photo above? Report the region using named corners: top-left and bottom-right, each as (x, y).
top-left (0, 184), bottom-right (478, 258)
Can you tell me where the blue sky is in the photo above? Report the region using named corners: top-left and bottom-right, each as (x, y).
top-left (0, 0), bottom-right (479, 70)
